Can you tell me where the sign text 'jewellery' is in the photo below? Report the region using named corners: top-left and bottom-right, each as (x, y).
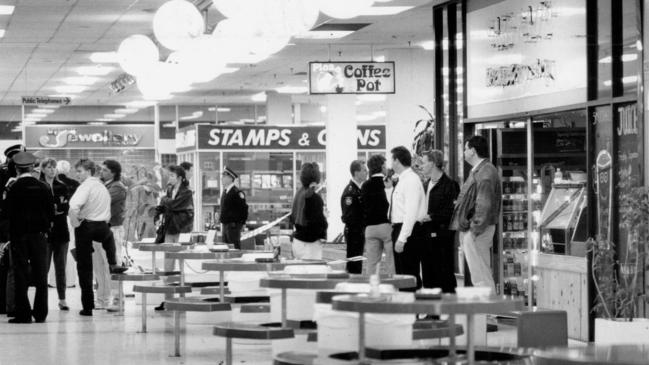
top-left (22, 96), bottom-right (71, 106)
top-left (177, 125), bottom-right (386, 151)
top-left (309, 61), bottom-right (395, 94)
top-left (24, 125), bottom-right (155, 149)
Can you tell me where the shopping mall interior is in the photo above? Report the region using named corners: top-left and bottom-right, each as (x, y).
top-left (0, 0), bottom-right (648, 364)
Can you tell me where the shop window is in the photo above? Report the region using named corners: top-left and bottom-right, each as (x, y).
top-left (620, 0), bottom-right (641, 96)
top-left (160, 154), bottom-right (177, 166)
top-left (595, 0), bottom-right (612, 99)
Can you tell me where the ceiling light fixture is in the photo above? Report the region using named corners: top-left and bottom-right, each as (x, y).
top-left (357, 94), bottom-right (386, 102)
top-left (76, 66), bottom-right (114, 76)
top-left (420, 40), bottom-right (435, 50)
top-left (40, 105), bottom-right (60, 109)
top-left (114, 108), bottom-right (139, 114)
top-left (96, 118), bottom-right (114, 122)
top-left (0, 30), bottom-right (5, 38)
top-left (0, 5), bottom-right (15, 15)
top-left (54, 85), bottom-right (86, 93)
top-left (251, 92), bottom-right (267, 102)
top-left (89, 122), bottom-right (107, 126)
top-left (90, 52), bottom-right (119, 63)
top-left (63, 76), bottom-right (100, 85)
top-left (357, 6), bottom-right (413, 16)
top-left (30, 109), bottom-right (55, 114)
top-left (125, 101), bottom-right (157, 108)
top-left (294, 30), bottom-right (354, 40)
top-left (104, 114), bottom-right (126, 119)
top-left (217, 107), bottom-right (231, 112)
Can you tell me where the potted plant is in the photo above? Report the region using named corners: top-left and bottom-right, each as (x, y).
top-left (411, 105), bottom-right (435, 181)
top-left (591, 172), bottom-right (649, 344)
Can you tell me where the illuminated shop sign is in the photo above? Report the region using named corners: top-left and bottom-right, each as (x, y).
top-left (193, 125), bottom-right (386, 150)
top-left (25, 125), bottom-right (155, 149)
top-left (309, 61), bottom-right (395, 94)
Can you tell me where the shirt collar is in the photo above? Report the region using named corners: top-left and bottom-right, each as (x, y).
top-left (351, 179), bottom-right (363, 189)
top-left (225, 183), bottom-right (235, 192)
top-left (18, 173), bottom-right (32, 179)
top-left (471, 159), bottom-right (486, 173)
top-left (371, 173), bottom-right (384, 178)
top-left (104, 179), bottom-right (114, 186)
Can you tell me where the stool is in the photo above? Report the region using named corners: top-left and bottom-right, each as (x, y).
top-left (165, 297), bottom-right (231, 356)
top-left (132, 283), bottom-right (192, 333)
top-left (110, 273), bottom-right (159, 316)
top-left (273, 351), bottom-right (317, 365)
top-left (214, 322), bottom-right (294, 365)
top-left (201, 286), bottom-right (231, 296)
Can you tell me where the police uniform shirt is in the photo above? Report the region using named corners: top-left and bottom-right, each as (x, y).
top-left (341, 180), bottom-right (363, 227)
top-left (6, 173), bottom-right (55, 238)
top-left (219, 183), bottom-right (248, 224)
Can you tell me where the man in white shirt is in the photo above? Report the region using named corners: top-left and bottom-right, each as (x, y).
top-left (68, 159), bottom-right (118, 316)
top-left (390, 146), bottom-right (426, 290)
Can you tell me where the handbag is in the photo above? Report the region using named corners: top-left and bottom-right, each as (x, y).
top-left (154, 215), bottom-right (166, 244)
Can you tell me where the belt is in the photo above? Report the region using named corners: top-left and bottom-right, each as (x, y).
top-left (81, 220), bottom-right (106, 224)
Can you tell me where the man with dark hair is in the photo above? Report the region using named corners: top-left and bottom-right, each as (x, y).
top-left (219, 166), bottom-right (248, 249)
top-left (69, 159), bottom-right (120, 316)
top-left (179, 161), bottom-right (193, 173)
top-left (390, 146), bottom-right (426, 290)
top-left (340, 160), bottom-right (367, 273)
top-left (5, 152), bottom-right (54, 323)
top-left (421, 150), bottom-right (459, 292)
top-left (100, 160), bottom-right (128, 312)
top-left (450, 136), bottom-right (502, 292)
top-left (361, 155), bottom-right (394, 275)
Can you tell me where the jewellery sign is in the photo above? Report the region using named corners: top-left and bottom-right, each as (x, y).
top-left (24, 125), bottom-right (155, 149)
top-left (193, 125), bottom-right (386, 150)
top-left (309, 61), bottom-right (395, 94)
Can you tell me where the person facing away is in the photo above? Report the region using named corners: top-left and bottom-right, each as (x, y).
top-left (68, 159), bottom-right (119, 316)
top-left (39, 158), bottom-right (72, 311)
top-left (389, 146), bottom-right (427, 291)
top-left (361, 154), bottom-right (395, 276)
top-left (340, 160), bottom-right (367, 274)
top-left (450, 135), bottom-right (502, 293)
top-left (420, 150), bottom-right (460, 293)
top-left (5, 152), bottom-right (54, 323)
top-left (290, 162), bottom-right (327, 260)
top-left (219, 166), bottom-right (248, 249)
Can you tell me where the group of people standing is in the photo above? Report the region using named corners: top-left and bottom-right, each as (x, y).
top-left (290, 135), bottom-right (502, 294)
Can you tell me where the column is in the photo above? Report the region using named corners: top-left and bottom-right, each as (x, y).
top-left (266, 91), bottom-right (293, 124)
top-left (325, 95), bottom-right (357, 240)
top-left (385, 48), bottom-right (435, 151)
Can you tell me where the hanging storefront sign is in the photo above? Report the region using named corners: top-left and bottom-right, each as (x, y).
top-left (466, 0), bottom-right (587, 118)
top-left (22, 96), bottom-right (72, 106)
top-left (309, 61), bottom-right (395, 94)
top-left (24, 125), bottom-right (155, 149)
top-left (184, 124), bottom-right (386, 151)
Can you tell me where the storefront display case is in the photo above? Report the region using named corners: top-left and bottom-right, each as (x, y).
top-left (539, 181), bottom-right (588, 256)
top-left (176, 124), bottom-right (386, 233)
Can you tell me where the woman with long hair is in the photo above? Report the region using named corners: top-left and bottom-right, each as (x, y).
top-left (153, 165), bottom-right (193, 310)
top-left (40, 158), bottom-right (71, 310)
top-left (290, 162), bottom-right (327, 260)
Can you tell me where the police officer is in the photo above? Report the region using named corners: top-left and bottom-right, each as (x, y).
top-left (0, 144), bottom-right (26, 316)
top-left (219, 167), bottom-right (248, 249)
top-left (341, 160), bottom-right (368, 274)
top-left (5, 152), bottom-right (54, 323)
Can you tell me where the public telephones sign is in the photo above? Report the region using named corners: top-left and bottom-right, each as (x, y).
top-left (308, 61), bottom-right (395, 94)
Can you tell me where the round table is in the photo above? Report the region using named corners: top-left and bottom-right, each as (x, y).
top-left (164, 249), bottom-right (266, 287)
top-left (137, 243), bottom-right (186, 274)
top-left (259, 274), bottom-right (417, 327)
top-left (201, 259), bottom-right (326, 302)
top-left (332, 293), bottom-right (523, 365)
top-left (532, 345), bottom-right (649, 365)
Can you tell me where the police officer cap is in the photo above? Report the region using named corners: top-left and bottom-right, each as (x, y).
top-left (223, 166), bottom-right (238, 179)
top-left (13, 152), bottom-right (36, 168)
top-left (4, 144), bottom-right (26, 159)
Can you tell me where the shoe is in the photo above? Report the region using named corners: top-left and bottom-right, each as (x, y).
top-left (93, 300), bottom-right (106, 310)
top-left (34, 318), bottom-right (46, 323)
top-left (110, 265), bottom-right (128, 274)
top-left (154, 302), bottom-right (165, 311)
top-left (58, 300), bottom-right (69, 311)
top-left (106, 297), bottom-right (121, 312)
top-left (8, 317), bottom-right (32, 323)
top-left (79, 309), bottom-right (93, 316)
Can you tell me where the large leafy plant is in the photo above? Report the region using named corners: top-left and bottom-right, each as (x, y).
top-left (590, 172), bottom-right (649, 320)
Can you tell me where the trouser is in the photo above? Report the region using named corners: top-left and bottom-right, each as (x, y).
top-left (109, 226), bottom-right (125, 295)
top-left (420, 227), bottom-right (457, 293)
top-left (364, 223), bottom-right (394, 276)
top-left (46, 240), bottom-right (69, 300)
top-left (344, 225), bottom-right (364, 274)
top-left (75, 221), bottom-right (116, 311)
top-left (12, 233), bottom-right (48, 321)
top-left (459, 225), bottom-right (496, 293)
top-left (92, 241), bottom-right (111, 305)
top-left (391, 223), bottom-right (423, 291)
top-left (222, 223), bottom-right (242, 249)
top-left (292, 239), bottom-right (323, 260)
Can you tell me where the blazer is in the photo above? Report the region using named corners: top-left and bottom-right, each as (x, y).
top-left (361, 176), bottom-right (390, 226)
top-left (156, 185), bottom-right (194, 235)
top-left (219, 185), bottom-right (248, 225)
top-left (450, 160), bottom-right (502, 236)
top-left (425, 173), bottom-right (460, 234)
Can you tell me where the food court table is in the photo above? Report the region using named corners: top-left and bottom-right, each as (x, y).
top-left (201, 259), bottom-right (326, 303)
top-left (259, 274), bottom-right (417, 327)
top-left (137, 243), bottom-right (186, 274)
top-left (332, 293), bottom-right (523, 365)
top-left (532, 345), bottom-right (649, 365)
top-left (164, 249), bottom-right (251, 286)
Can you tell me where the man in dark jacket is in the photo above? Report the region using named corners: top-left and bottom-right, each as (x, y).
top-left (361, 155), bottom-right (394, 276)
top-left (6, 152), bottom-right (54, 323)
top-left (219, 167), bottom-right (248, 249)
top-left (341, 160), bottom-right (367, 274)
top-left (450, 136), bottom-right (502, 292)
top-left (421, 150), bottom-right (459, 292)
